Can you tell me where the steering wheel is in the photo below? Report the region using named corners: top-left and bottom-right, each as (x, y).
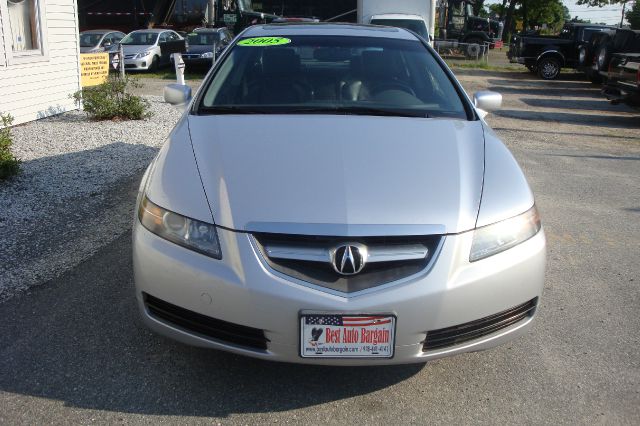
top-left (371, 81), bottom-right (416, 97)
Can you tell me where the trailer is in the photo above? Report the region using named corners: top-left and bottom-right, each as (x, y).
top-left (357, 0), bottom-right (436, 43)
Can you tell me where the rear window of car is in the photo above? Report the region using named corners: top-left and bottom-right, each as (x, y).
top-left (198, 35), bottom-right (468, 120)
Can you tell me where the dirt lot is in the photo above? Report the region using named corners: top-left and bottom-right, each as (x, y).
top-left (1, 69), bottom-right (638, 424)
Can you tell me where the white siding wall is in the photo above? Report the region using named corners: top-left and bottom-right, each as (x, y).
top-left (0, 0), bottom-right (81, 126)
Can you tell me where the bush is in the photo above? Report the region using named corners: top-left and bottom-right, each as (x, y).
top-left (0, 113), bottom-right (20, 181)
top-left (72, 77), bottom-right (152, 121)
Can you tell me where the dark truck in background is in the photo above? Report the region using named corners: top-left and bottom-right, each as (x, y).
top-left (603, 52), bottom-right (640, 107)
top-left (508, 23), bottom-right (613, 80)
top-left (588, 29), bottom-right (640, 84)
top-left (438, 0), bottom-right (503, 47)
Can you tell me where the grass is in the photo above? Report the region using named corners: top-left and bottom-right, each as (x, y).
top-left (120, 69), bottom-right (208, 80)
top-left (445, 61), bottom-right (524, 72)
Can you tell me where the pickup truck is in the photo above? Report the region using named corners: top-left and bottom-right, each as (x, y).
top-left (508, 23), bottom-right (613, 80)
top-left (603, 53), bottom-right (640, 107)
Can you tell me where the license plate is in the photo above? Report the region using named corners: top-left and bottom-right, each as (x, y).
top-left (300, 314), bottom-right (395, 358)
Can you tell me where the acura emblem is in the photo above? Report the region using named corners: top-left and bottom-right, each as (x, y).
top-left (331, 243), bottom-right (368, 276)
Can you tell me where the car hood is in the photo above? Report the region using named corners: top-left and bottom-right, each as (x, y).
top-left (187, 115), bottom-right (485, 235)
top-left (122, 45), bottom-right (155, 55)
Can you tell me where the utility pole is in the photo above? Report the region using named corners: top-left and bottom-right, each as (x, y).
top-left (620, 0), bottom-right (627, 28)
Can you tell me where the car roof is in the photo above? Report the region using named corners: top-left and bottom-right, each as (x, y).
top-left (129, 29), bottom-right (174, 34)
top-left (81, 30), bottom-right (122, 34)
top-left (242, 23), bottom-right (419, 41)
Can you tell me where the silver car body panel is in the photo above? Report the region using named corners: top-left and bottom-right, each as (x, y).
top-left (144, 116), bottom-right (214, 224)
top-left (476, 123), bottom-right (535, 228)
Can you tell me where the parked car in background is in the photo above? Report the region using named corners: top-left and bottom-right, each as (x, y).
top-left (135, 24), bottom-right (546, 365)
top-left (508, 23), bottom-right (613, 79)
top-left (79, 30), bottom-right (126, 54)
top-left (121, 29), bottom-right (183, 71)
top-left (179, 28), bottom-right (233, 69)
top-left (591, 29), bottom-right (640, 83)
top-left (577, 29), bottom-right (615, 83)
top-left (603, 53), bottom-right (640, 107)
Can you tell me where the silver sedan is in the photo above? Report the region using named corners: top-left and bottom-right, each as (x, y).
top-left (133, 24), bottom-right (546, 365)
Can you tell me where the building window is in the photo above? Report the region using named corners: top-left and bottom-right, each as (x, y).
top-left (7, 0), bottom-right (40, 52)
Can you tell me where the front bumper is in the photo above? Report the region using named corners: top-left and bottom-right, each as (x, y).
top-left (133, 222), bottom-right (546, 365)
top-left (183, 58), bottom-right (214, 68)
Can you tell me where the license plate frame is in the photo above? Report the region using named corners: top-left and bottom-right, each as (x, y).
top-left (299, 313), bottom-right (396, 359)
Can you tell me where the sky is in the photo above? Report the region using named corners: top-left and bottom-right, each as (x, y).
top-left (485, 0), bottom-right (629, 26)
top-left (563, 0), bottom-right (628, 25)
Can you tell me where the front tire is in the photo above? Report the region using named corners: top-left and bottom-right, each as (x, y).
top-left (465, 38), bottom-right (483, 58)
top-left (537, 57), bottom-right (561, 80)
top-left (149, 55), bottom-right (159, 72)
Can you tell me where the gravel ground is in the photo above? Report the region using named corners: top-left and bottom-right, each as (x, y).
top-left (0, 97), bottom-right (182, 301)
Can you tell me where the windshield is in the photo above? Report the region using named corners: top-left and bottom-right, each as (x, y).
top-left (370, 19), bottom-right (429, 40)
top-left (199, 35), bottom-right (467, 119)
top-left (80, 33), bottom-right (103, 47)
top-left (121, 32), bottom-right (159, 45)
top-left (188, 33), bottom-right (218, 46)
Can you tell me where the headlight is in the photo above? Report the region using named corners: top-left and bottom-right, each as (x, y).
top-left (138, 196), bottom-right (222, 259)
top-left (135, 50), bottom-right (152, 59)
top-left (470, 206), bottom-right (541, 262)
top-left (200, 52), bottom-right (214, 59)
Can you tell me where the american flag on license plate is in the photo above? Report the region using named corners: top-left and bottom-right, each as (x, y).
top-left (305, 315), bottom-right (391, 327)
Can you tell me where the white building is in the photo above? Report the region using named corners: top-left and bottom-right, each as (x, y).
top-left (0, 0), bottom-right (81, 125)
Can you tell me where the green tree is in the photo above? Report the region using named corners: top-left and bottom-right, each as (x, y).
top-left (520, 0), bottom-right (567, 31)
top-left (626, 1), bottom-right (640, 28)
top-left (472, 0), bottom-right (486, 16)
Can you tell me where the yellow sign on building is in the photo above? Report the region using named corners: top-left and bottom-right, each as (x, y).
top-left (80, 53), bottom-right (110, 87)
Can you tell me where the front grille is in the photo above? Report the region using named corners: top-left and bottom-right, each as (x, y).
top-left (253, 233), bottom-right (443, 294)
top-left (423, 298), bottom-right (538, 351)
top-left (144, 293), bottom-right (269, 351)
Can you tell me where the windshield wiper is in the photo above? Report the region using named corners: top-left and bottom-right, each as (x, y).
top-left (287, 106), bottom-right (430, 118)
top-left (198, 105), bottom-right (431, 118)
top-left (198, 106), bottom-right (275, 115)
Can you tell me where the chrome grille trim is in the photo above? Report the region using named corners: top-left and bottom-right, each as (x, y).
top-left (265, 243), bottom-right (429, 264)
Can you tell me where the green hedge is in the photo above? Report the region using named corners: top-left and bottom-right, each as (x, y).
top-left (0, 113), bottom-right (20, 181)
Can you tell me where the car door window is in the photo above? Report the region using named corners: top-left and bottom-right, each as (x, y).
top-left (159, 33), bottom-right (168, 44)
top-left (582, 28), bottom-right (602, 42)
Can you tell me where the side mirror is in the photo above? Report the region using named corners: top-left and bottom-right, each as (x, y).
top-left (164, 84), bottom-right (192, 106)
top-left (473, 91), bottom-right (502, 118)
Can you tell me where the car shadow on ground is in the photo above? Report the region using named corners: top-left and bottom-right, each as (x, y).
top-left (486, 77), bottom-right (600, 88)
top-left (490, 127), bottom-right (640, 141)
top-left (493, 109), bottom-right (640, 129)
top-left (0, 230), bottom-right (424, 417)
top-left (519, 97), bottom-right (631, 112)
top-left (487, 85), bottom-right (604, 98)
